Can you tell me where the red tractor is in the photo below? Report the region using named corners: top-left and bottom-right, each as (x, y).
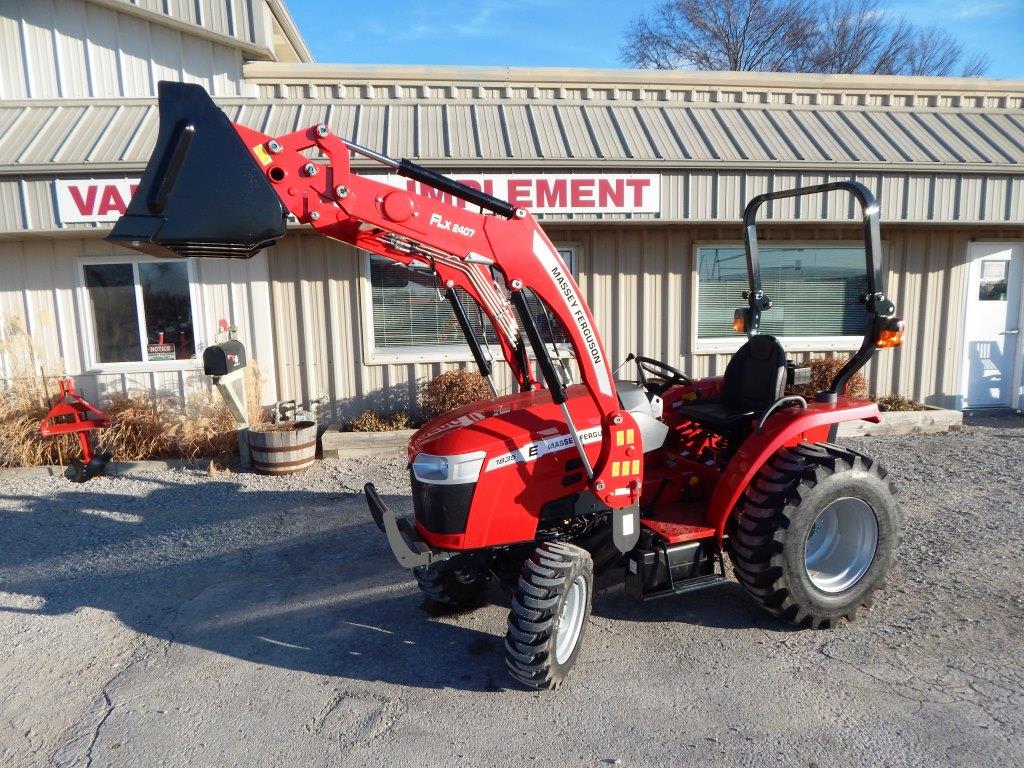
top-left (111, 83), bottom-right (904, 689)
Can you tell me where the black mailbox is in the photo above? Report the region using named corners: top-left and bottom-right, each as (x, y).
top-left (203, 339), bottom-right (247, 377)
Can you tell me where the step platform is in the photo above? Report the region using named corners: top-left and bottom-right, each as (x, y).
top-left (640, 502), bottom-right (716, 544)
top-left (629, 502), bottom-right (724, 600)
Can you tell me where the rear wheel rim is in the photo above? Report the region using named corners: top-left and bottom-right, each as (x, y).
top-left (554, 575), bottom-right (587, 664)
top-left (804, 497), bottom-right (879, 593)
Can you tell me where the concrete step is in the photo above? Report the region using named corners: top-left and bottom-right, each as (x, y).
top-left (837, 406), bottom-right (963, 437)
top-left (321, 428), bottom-right (416, 460)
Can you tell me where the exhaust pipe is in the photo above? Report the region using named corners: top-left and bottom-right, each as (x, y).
top-left (107, 81), bottom-right (287, 259)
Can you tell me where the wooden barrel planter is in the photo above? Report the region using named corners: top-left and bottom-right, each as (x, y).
top-left (248, 421), bottom-right (318, 475)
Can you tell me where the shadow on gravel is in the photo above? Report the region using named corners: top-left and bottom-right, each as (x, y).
top-left (591, 578), bottom-right (799, 633)
top-left (0, 480), bottom-right (509, 693)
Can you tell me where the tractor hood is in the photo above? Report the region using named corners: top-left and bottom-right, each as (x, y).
top-left (409, 385), bottom-right (603, 464)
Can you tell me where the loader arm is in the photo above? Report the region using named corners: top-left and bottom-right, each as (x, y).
top-left (108, 81), bottom-right (641, 511)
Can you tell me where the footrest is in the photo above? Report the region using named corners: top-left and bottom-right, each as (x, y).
top-left (641, 502), bottom-right (715, 544)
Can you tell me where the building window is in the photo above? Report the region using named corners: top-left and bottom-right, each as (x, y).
top-left (366, 247), bottom-right (575, 359)
top-left (82, 260), bottom-right (197, 364)
top-left (696, 245), bottom-right (869, 340)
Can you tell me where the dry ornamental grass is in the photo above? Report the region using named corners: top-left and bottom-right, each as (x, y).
top-left (0, 316), bottom-right (264, 468)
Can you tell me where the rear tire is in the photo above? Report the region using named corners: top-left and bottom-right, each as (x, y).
top-left (729, 442), bottom-right (899, 628)
top-left (505, 542), bottom-right (593, 690)
top-left (414, 563), bottom-right (489, 608)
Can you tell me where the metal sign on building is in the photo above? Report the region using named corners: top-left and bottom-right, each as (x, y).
top-left (54, 174), bottom-right (661, 224)
top-left (388, 174), bottom-right (660, 214)
top-left (55, 179), bottom-right (140, 224)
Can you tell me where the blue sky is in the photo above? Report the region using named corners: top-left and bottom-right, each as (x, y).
top-left (287, 0), bottom-right (1023, 79)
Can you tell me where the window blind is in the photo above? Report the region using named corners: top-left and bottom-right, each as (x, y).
top-left (697, 246), bottom-right (869, 338)
top-left (370, 253), bottom-right (572, 349)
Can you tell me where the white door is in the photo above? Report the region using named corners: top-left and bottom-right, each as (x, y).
top-left (962, 242), bottom-right (1022, 408)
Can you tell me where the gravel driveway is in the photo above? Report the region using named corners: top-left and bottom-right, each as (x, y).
top-left (1, 417), bottom-right (1022, 767)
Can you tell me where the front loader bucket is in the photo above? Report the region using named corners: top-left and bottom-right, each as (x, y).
top-left (107, 81), bottom-right (287, 259)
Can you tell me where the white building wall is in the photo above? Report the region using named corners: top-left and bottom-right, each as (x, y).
top-left (0, 237), bottom-right (277, 404)
top-left (263, 224), bottom-right (1024, 420)
top-left (0, 0), bottom-right (250, 99)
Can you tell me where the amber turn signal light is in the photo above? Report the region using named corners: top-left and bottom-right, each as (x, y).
top-left (733, 308), bottom-right (749, 333)
top-left (876, 317), bottom-right (904, 349)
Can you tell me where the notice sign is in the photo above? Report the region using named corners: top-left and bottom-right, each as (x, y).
top-left (147, 343), bottom-right (176, 361)
top-left (385, 174), bottom-right (660, 214)
top-left (55, 179), bottom-right (141, 223)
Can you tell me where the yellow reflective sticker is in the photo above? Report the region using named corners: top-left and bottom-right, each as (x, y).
top-left (253, 143), bottom-right (272, 166)
top-left (632, 459), bottom-right (640, 475)
top-left (616, 431), bottom-right (625, 447)
top-left (626, 428), bottom-right (635, 445)
top-left (612, 461), bottom-right (621, 478)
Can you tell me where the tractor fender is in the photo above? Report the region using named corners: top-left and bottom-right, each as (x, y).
top-left (706, 399), bottom-right (881, 545)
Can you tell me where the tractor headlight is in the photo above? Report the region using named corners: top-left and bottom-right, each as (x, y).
top-left (412, 454), bottom-right (449, 481)
top-left (412, 451), bottom-right (486, 484)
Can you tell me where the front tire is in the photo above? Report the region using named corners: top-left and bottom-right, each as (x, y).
top-left (729, 442), bottom-right (899, 628)
top-left (414, 562), bottom-right (489, 608)
top-left (505, 542), bottom-right (593, 690)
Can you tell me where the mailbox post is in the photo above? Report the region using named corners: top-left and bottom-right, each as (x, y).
top-left (203, 339), bottom-right (251, 469)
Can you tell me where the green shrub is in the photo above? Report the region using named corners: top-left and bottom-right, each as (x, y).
top-left (419, 370), bottom-right (491, 420)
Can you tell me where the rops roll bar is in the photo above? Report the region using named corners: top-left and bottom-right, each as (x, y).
top-left (740, 180), bottom-right (901, 403)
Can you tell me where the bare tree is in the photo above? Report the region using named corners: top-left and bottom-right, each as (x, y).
top-left (901, 26), bottom-right (988, 76)
top-left (622, 0), bottom-right (816, 71)
top-left (622, 0), bottom-right (989, 77)
top-left (800, 0), bottom-right (911, 74)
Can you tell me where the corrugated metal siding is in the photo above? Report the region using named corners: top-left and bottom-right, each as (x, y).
top-left (220, 97), bottom-right (1024, 171)
top-left (0, 238), bottom-right (277, 404)
top-left (265, 234), bottom-right (524, 420)
top-left (4, 96), bottom-right (1023, 169)
top-left (2, 88), bottom-right (1020, 231)
top-left (99, 0), bottom-right (271, 48)
top-left (265, 225), bottom-right (1024, 419)
top-left (0, 0), bottom-right (247, 99)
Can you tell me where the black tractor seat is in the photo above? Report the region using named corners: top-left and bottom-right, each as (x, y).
top-left (676, 335), bottom-right (787, 433)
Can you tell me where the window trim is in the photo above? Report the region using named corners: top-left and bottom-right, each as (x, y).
top-left (76, 255), bottom-right (204, 374)
top-left (690, 240), bottom-right (886, 354)
top-left (360, 244), bottom-right (579, 365)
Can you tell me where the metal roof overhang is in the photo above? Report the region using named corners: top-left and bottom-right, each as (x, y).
top-left (1, 69), bottom-right (1021, 235)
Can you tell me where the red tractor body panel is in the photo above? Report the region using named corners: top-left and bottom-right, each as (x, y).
top-left (705, 397), bottom-right (881, 542)
top-left (410, 385), bottom-right (606, 550)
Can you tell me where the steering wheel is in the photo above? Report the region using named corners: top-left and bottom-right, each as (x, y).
top-left (633, 355), bottom-right (692, 396)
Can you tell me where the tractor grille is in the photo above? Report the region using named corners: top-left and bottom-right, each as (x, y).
top-left (410, 472), bottom-right (475, 534)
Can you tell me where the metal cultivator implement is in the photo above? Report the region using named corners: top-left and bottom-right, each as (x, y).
top-left (38, 378), bottom-right (112, 482)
